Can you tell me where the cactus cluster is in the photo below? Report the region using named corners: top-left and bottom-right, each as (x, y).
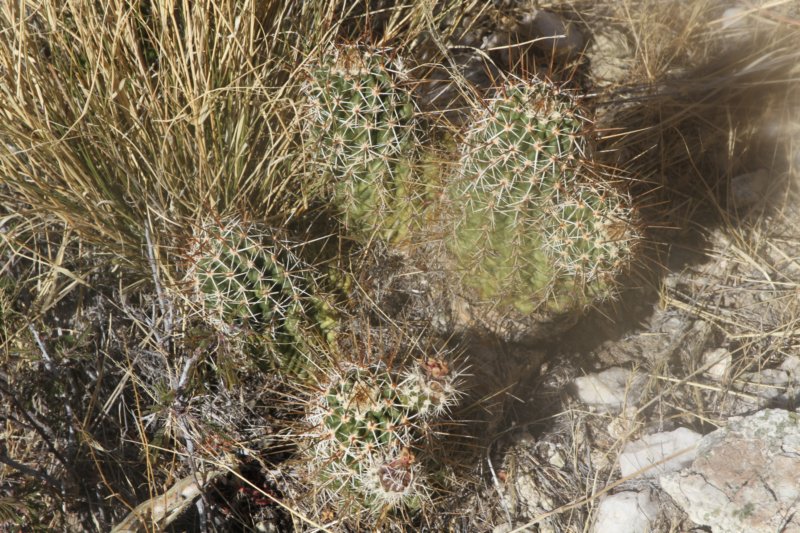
top-left (184, 219), bottom-right (334, 366)
top-left (448, 80), bottom-right (639, 319)
top-left (302, 45), bottom-right (427, 243)
top-left (306, 356), bottom-right (459, 512)
top-left (303, 43), bottom-right (640, 336)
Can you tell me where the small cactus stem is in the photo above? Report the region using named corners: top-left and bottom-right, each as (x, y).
top-left (185, 219), bottom-right (304, 331)
top-left (399, 357), bottom-right (461, 418)
top-left (542, 181), bottom-right (639, 285)
top-left (305, 354), bottom-right (460, 513)
top-left (360, 447), bottom-right (422, 507)
top-left (184, 218), bottom-right (334, 373)
top-left (302, 44), bottom-right (428, 244)
top-left (448, 77), bottom-right (641, 319)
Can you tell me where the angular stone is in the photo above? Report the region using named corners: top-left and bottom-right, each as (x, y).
top-left (660, 409), bottom-right (800, 533)
top-left (525, 10), bottom-right (584, 56)
top-left (591, 491), bottom-right (658, 533)
top-left (702, 347), bottom-right (732, 381)
top-left (572, 367), bottom-right (646, 413)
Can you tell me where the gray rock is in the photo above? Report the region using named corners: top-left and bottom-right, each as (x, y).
top-left (728, 169), bottom-right (769, 210)
top-left (589, 30), bottom-right (632, 85)
top-left (738, 368), bottom-right (797, 406)
top-left (573, 367), bottom-right (646, 413)
top-left (660, 409), bottom-right (800, 533)
top-left (524, 10), bottom-right (584, 56)
top-left (619, 427), bottom-right (702, 479)
top-left (591, 491), bottom-right (658, 533)
top-left (483, 9), bottom-right (584, 64)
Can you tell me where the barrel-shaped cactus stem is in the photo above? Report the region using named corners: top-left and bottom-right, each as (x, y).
top-left (447, 78), bottom-right (641, 330)
top-left (302, 44), bottom-right (430, 244)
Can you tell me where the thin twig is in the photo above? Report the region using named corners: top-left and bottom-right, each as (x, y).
top-left (486, 451), bottom-right (514, 526)
top-left (27, 323), bottom-right (53, 372)
top-left (144, 219), bottom-right (174, 338)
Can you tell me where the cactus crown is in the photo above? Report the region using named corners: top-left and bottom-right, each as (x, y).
top-left (307, 355), bottom-right (460, 512)
top-left (186, 220), bottom-right (305, 330)
top-left (449, 80), bottom-right (639, 316)
top-left (302, 45), bottom-right (425, 243)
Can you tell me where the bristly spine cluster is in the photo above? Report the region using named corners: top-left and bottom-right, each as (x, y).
top-left (306, 356), bottom-right (460, 512)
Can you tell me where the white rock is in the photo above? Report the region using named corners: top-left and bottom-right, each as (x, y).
top-left (591, 491), bottom-right (658, 533)
top-left (721, 7), bottom-right (748, 30)
top-left (780, 355), bottom-right (800, 375)
top-left (573, 367), bottom-right (645, 413)
top-left (702, 347), bottom-right (732, 381)
top-left (619, 427), bottom-right (701, 479)
top-left (739, 368), bottom-right (791, 402)
top-left (660, 409), bottom-right (800, 533)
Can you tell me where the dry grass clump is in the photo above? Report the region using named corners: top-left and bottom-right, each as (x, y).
top-left (0, 1), bottom-right (306, 262)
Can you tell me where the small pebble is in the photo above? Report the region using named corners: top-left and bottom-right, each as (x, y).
top-left (591, 491), bottom-right (658, 533)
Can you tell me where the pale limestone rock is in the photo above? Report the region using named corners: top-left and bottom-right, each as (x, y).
top-left (591, 491), bottom-right (658, 533)
top-left (573, 367), bottom-right (646, 413)
top-left (618, 427), bottom-right (702, 479)
top-left (702, 347), bottom-right (732, 381)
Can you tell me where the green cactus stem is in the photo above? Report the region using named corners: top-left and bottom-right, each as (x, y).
top-left (305, 355), bottom-right (460, 513)
top-left (184, 219), bottom-right (335, 371)
top-left (448, 79), bottom-right (640, 325)
top-left (302, 45), bottom-right (429, 244)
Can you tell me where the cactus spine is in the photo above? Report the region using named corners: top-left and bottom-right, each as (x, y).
top-left (302, 45), bottom-right (427, 243)
top-left (448, 80), bottom-right (639, 322)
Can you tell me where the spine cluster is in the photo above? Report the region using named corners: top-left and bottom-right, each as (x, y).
top-left (307, 356), bottom-right (459, 512)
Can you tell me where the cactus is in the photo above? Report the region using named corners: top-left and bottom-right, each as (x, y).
top-left (184, 219), bottom-right (335, 369)
top-left (302, 51), bottom-right (641, 338)
top-left (305, 355), bottom-right (460, 513)
top-left (447, 79), bottom-right (640, 327)
top-left (302, 45), bottom-right (428, 243)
